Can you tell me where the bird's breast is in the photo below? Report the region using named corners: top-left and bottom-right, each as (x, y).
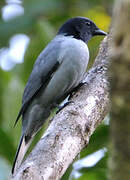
top-left (58, 35), bottom-right (89, 76)
top-left (30, 36), bottom-right (90, 108)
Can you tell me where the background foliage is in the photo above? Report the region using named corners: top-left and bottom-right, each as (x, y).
top-left (0, 0), bottom-right (113, 179)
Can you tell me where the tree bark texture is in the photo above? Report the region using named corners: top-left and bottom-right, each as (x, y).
top-left (11, 36), bottom-right (110, 180)
top-left (109, 0), bottom-right (130, 180)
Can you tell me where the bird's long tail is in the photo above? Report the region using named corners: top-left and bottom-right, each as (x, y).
top-left (12, 135), bottom-right (32, 174)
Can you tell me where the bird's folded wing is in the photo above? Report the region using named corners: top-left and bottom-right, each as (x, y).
top-left (14, 39), bottom-right (62, 126)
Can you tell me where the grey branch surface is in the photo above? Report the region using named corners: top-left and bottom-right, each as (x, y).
top-left (11, 36), bottom-right (110, 180)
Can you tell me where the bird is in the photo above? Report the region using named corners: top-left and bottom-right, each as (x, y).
top-left (12, 16), bottom-right (107, 174)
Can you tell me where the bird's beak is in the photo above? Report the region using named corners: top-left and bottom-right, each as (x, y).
top-left (93, 29), bottom-right (107, 36)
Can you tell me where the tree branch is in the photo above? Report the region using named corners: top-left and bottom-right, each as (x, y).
top-left (11, 36), bottom-right (110, 180)
top-left (109, 0), bottom-right (130, 179)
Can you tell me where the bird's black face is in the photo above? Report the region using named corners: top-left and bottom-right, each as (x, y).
top-left (58, 17), bottom-right (107, 43)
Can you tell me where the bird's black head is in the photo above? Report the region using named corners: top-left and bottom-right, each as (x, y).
top-left (58, 17), bottom-right (107, 43)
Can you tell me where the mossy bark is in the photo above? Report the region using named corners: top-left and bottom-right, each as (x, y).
top-left (109, 0), bottom-right (130, 179)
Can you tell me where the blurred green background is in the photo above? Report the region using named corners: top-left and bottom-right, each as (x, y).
top-left (0, 0), bottom-right (112, 179)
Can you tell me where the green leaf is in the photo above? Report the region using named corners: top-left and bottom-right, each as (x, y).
top-left (61, 164), bottom-right (73, 180)
top-left (72, 154), bottom-right (108, 180)
top-left (0, 128), bottom-right (15, 163)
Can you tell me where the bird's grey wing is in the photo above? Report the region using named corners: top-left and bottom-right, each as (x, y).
top-left (14, 38), bottom-right (61, 126)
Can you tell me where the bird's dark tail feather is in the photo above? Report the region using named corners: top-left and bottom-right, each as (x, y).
top-left (12, 135), bottom-right (32, 174)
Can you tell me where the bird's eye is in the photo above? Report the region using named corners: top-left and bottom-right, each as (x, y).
top-left (86, 22), bottom-right (91, 26)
